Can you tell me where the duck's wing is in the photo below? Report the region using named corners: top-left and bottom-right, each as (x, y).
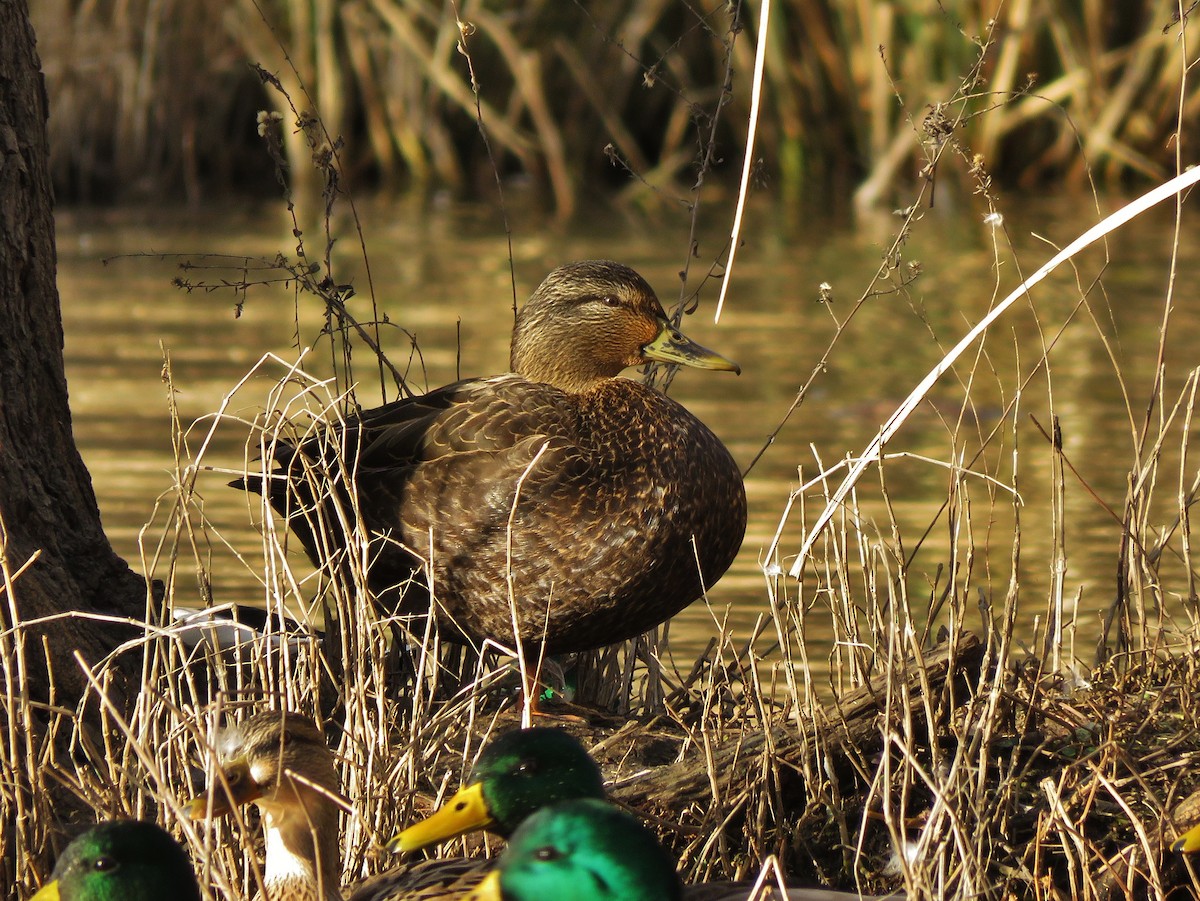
top-left (345, 855), bottom-right (489, 901)
top-left (348, 374), bottom-right (579, 538)
top-left (351, 374), bottom-right (574, 467)
top-left (319, 375), bottom-right (581, 618)
top-left (234, 375), bottom-right (571, 574)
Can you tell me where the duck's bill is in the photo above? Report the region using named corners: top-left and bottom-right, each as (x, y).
top-left (387, 781), bottom-right (493, 853)
top-left (1174, 822), bottom-right (1200, 853)
top-left (464, 870), bottom-right (502, 901)
top-left (186, 758), bottom-right (262, 819)
top-left (31, 880), bottom-right (60, 901)
top-left (643, 318), bottom-right (740, 374)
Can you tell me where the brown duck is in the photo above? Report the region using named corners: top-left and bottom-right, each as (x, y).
top-left (189, 712), bottom-right (486, 901)
top-left (241, 260), bottom-right (746, 655)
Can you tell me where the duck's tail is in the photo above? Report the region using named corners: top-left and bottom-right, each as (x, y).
top-left (230, 437), bottom-right (354, 574)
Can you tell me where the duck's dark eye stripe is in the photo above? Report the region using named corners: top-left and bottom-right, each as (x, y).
top-left (245, 733), bottom-right (314, 759)
top-left (244, 739), bottom-right (276, 758)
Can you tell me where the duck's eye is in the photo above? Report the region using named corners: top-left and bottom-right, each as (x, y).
top-left (513, 756), bottom-right (539, 776)
top-left (91, 855), bottom-right (118, 873)
top-left (598, 295), bottom-right (621, 308)
top-left (533, 845), bottom-right (562, 862)
top-left (226, 769), bottom-right (242, 786)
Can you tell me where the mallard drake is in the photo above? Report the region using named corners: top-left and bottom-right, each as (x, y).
top-left (33, 820), bottom-right (201, 901)
top-left (188, 711), bottom-right (483, 901)
top-left (391, 727), bottom-right (604, 852)
top-left (468, 798), bottom-right (680, 901)
top-left (466, 799), bottom-right (894, 901)
top-left (241, 260), bottom-right (746, 657)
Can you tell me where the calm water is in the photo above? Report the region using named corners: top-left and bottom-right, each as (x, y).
top-left (55, 193), bottom-right (1200, 674)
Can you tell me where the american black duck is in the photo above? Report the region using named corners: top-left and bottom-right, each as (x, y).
top-left (241, 260), bottom-right (746, 656)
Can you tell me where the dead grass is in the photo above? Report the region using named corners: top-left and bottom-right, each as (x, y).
top-left (8, 4), bottom-right (1200, 900)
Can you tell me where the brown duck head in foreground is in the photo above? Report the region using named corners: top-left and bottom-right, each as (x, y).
top-left (189, 712), bottom-right (342, 901)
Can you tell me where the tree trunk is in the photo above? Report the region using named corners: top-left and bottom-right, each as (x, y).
top-left (0, 0), bottom-right (146, 704)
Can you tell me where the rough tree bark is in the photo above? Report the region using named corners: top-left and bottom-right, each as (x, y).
top-left (0, 0), bottom-right (147, 703)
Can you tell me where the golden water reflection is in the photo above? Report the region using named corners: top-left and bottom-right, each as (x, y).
top-left (56, 196), bottom-right (1200, 682)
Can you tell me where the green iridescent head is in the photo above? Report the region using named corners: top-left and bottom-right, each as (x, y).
top-left (391, 727), bottom-right (605, 852)
top-left (468, 799), bottom-right (683, 901)
top-left (34, 820), bottom-right (200, 901)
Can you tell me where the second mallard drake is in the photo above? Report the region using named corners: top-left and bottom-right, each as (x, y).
top-left (466, 799), bottom-right (897, 901)
top-left (241, 260), bottom-right (746, 655)
top-left (468, 799), bottom-right (681, 901)
top-left (391, 727), bottom-right (604, 852)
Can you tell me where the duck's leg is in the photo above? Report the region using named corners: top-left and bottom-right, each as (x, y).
top-left (520, 657), bottom-right (588, 724)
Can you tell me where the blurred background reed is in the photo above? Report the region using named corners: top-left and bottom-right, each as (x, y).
top-left (31, 0), bottom-right (1193, 216)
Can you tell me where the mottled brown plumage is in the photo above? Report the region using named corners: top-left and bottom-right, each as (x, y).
top-left (242, 260), bottom-right (746, 655)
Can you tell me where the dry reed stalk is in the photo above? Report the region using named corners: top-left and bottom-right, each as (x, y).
top-left (32, 1), bottom-right (1200, 209)
top-left (15, 7), bottom-right (1200, 900)
top-left (364, 0), bottom-right (537, 174)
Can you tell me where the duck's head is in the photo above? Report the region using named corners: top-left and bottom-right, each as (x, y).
top-left (511, 260), bottom-right (739, 392)
top-left (389, 727), bottom-right (605, 853)
top-left (34, 820), bottom-right (201, 901)
top-left (189, 712), bottom-right (342, 900)
top-left (466, 798), bottom-right (683, 901)
top-left (187, 711), bottom-right (340, 823)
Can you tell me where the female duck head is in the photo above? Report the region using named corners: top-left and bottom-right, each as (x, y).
top-left (188, 711), bottom-right (341, 901)
top-left (34, 820), bottom-right (200, 901)
top-left (510, 261), bottom-right (739, 392)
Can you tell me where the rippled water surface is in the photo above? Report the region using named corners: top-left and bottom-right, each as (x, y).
top-left (55, 194), bottom-right (1200, 676)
